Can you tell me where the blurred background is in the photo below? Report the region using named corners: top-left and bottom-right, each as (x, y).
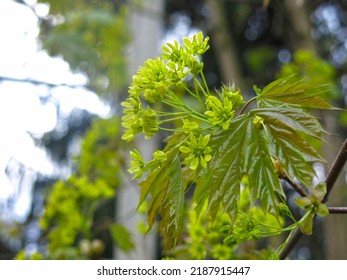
top-left (0, 0), bottom-right (346, 259)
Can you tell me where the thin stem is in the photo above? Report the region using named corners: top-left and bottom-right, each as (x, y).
top-left (156, 111), bottom-right (188, 116)
top-left (279, 207), bottom-right (316, 259)
top-left (162, 99), bottom-right (185, 112)
top-left (159, 116), bottom-right (190, 124)
top-left (256, 221), bottom-right (284, 232)
top-left (239, 96), bottom-right (257, 115)
top-left (158, 126), bottom-right (180, 132)
top-left (183, 83), bottom-right (199, 98)
top-left (278, 229), bottom-right (301, 258)
top-left (323, 137), bottom-right (347, 203)
top-left (165, 135), bottom-right (190, 156)
top-left (280, 229), bottom-right (306, 259)
top-left (162, 95), bottom-right (187, 113)
top-left (196, 80), bottom-right (209, 98)
top-left (192, 79), bottom-right (206, 109)
top-left (163, 97), bottom-right (208, 123)
top-left (199, 71), bottom-right (211, 96)
top-left (166, 90), bottom-right (187, 107)
top-left (283, 174), bottom-right (309, 197)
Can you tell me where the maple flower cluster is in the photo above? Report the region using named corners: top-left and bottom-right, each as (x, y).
top-left (121, 32), bottom-right (244, 173)
top-left (205, 85), bottom-right (244, 130)
top-left (179, 133), bottom-right (212, 170)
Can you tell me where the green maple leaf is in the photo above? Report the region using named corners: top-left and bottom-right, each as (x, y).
top-left (253, 108), bottom-right (324, 188)
top-left (157, 156), bottom-right (184, 248)
top-left (139, 154), bottom-right (184, 249)
top-left (195, 115), bottom-right (249, 222)
top-left (194, 106), bottom-right (324, 223)
top-left (256, 76), bottom-right (334, 109)
top-left (244, 118), bottom-right (285, 216)
top-left (195, 114), bottom-right (284, 222)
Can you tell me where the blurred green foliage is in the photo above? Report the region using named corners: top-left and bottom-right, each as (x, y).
top-left (40, 175), bottom-right (115, 252)
top-left (172, 183), bottom-right (285, 260)
top-left (38, 0), bottom-right (130, 95)
top-left (278, 50), bottom-right (339, 101)
top-left (16, 117), bottom-right (135, 259)
top-left (77, 117), bottom-right (122, 187)
top-left (277, 50), bottom-right (347, 130)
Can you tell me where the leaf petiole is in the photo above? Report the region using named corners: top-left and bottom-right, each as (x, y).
top-left (240, 96), bottom-right (257, 115)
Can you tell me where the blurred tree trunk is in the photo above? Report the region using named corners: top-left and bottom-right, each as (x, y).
top-left (204, 0), bottom-right (244, 89)
top-left (282, 0), bottom-right (347, 259)
top-left (283, 0), bottom-right (316, 52)
top-left (115, 0), bottom-right (164, 260)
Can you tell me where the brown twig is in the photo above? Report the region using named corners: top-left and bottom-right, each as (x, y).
top-left (328, 207), bottom-right (347, 214)
top-left (323, 138), bottom-right (347, 203)
top-left (283, 174), bottom-right (309, 197)
top-left (280, 137), bottom-right (347, 259)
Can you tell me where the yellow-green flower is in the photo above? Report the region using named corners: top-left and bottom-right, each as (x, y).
top-left (121, 97), bottom-right (143, 141)
top-left (183, 31), bottom-right (210, 56)
top-left (182, 52), bottom-right (204, 75)
top-left (153, 150), bottom-right (167, 163)
top-left (128, 149), bottom-right (145, 179)
top-left (142, 106), bottom-right (159, 139)
top-left (205, 95), bottom-right (235, 130)
top-left (221, 84), bottom-right (244, 109)
top-left (161, 40), bottom-right (183, 63)
top-left (143, 81), bottom-right (168, 102)
top-left (130, 57), bottom-right (170, 100)
top-left (252, 115), bottom-right (265, 129)
top-left (182, 119), bottom-right (199, 133)
top-left (179, 133), bottom-right (212, 170)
